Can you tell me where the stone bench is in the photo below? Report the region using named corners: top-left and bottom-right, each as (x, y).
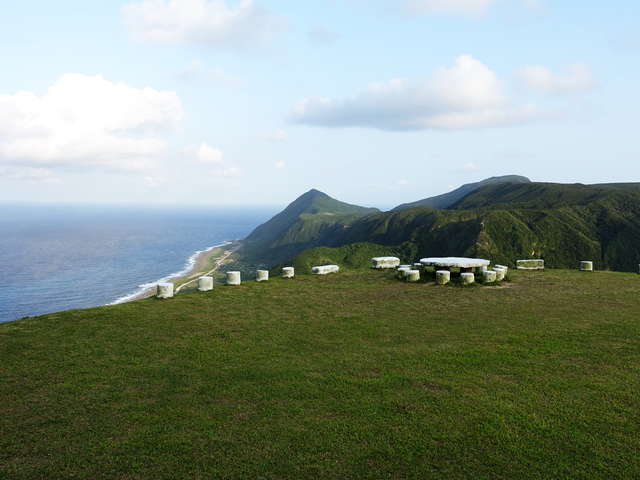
top-left (312, 265), bottom-right (340, 275)
top-left (483, 270), bottom-right (497, 283)
top-left (517, 259), bottom-right (545, 270)
top-left (461, 272), bottom-right (475, 285)
top-left (371, 257), bottom-right (400, 269)
top-left (256, 270), bottom-right (269, 282)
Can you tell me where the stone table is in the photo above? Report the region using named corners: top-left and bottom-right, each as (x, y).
top-left (420, 257), bottom-right (490, 274)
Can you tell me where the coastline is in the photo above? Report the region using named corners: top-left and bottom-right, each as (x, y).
top-left (110, 240), bottom-right (240, 304)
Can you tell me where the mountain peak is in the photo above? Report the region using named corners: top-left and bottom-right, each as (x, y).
top-left (393, 174), bottom-right (531, 211)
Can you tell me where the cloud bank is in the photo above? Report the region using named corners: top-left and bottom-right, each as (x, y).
top-left (518, 64), bottom-right (595, 94)
top-left (291, 55), bottom-right (539, 131)
top-left (0, 74), bottom-right (183, 173)
top-left (123, 0), bottom-right (284, 49)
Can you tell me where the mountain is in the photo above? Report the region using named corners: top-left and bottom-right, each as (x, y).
top-left (240, 181), bottom-right (640, 273)
top-left (240, 189), bottom-right (379, 266)
top-left (392, 175), bottom-right (531, 211)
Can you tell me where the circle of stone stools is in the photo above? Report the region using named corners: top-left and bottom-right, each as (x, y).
top-left (226, 271), bottom-right (241, 285)
top-left (256, 270), bottom-right (269, 282)
top-left (406, 270), bottom-right (420, 282)
top-left (436, 270), bottom-right (451, 285)
top-left (282, 267), bottom-right (295, 278)
top-left (461, 272), bottom-right (475, 285)
top-left (483, 270), bottom-right (497, 283)
top-left (580, 261), bottom-right (594, 271)
top-left (198, 276), bottom-right (214, 291)
top-left (157, 282), bottom-right (174, 299)
top-left (494, 268), bottom-right (506, 281)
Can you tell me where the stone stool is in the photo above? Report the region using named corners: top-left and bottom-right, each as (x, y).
top-left (282, 267), bottom-right (295, 278)
top-left (256, 270), bottom-right (269, 282)
top-left (226, 271), bottom-right (241, 285)
top-left (483, 270), bottom-right (497, 283)
top-left (580, 261), bottom-right (594, 271)
top-left (406, 270), bottom-right (420, 282)
top-left (461, 273), bottom-right (475, 285)
top-left (157, 282), bottom-right (174, 299)
top-left (198, 276), bottom-right (214, 292)
top-left (436, 270), bottom-right (451, 285)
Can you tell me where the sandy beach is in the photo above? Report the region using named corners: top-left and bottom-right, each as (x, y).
top-left (123, 240), bottom-right (241, 302)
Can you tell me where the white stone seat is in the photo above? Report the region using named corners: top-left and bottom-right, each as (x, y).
top-left (256, 270), bottom-right (269, 282)
top-left (157, 282), bottom-right (174, 299)
top-left (461, 273), bottom-right (475, 285)
top-left (517, 259), bottom-right (545, 270)
top-left (282, 267), bottom-right (295, 278)
top-left (371, 257), bottom-right (401, 269)
top-left (312, 265), bottom-right (340, 275)
top-left (198, 276), bottom-right (214, 291)
top-left (436, 270), bottom-right (451, 285)
top-left (226, 271), bottom-right (241, 285)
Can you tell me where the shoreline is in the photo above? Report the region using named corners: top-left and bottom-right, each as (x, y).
top-left (110, 240), bottom-right (240, 304)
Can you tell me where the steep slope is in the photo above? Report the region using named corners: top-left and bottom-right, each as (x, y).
top-left (392, 175), bottom-right (531, 211)
top-left (240, 189), bottom-right (378, 266)
top-left (451, 182), bottom-right (640, 210)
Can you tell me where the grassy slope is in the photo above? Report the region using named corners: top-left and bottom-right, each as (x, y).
top-left (2, 270), bottom-right (640, 479)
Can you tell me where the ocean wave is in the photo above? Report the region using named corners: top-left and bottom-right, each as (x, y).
top-left (108, 240), bottom-right (233, 305)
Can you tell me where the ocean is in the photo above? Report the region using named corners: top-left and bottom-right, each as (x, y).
top-left (0, 204), bottom-right (277, 323)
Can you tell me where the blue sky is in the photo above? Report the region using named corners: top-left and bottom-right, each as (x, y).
top-left (0, 0), bottom-right (638, 208)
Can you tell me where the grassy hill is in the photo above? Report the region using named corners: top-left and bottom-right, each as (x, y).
top-left (240, 189), bottom-right (379, 267)
top-left (392, 175), bottom-right (531, 211)
top-left (263, 182), bottom-right (640, 273)
top-left (2, 269), bottom-right (640, 479)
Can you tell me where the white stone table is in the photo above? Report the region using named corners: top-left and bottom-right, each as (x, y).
top-left (420, 257), bottom-right (490, 273)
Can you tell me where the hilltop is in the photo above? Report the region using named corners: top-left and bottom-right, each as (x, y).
top-left (392, 175), bottom-right (531, 211)
top-left (2, 269), bottom-right (639, 479)
top-left (240, 189), bottom-right (378, 266)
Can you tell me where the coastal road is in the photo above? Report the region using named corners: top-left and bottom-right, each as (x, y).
top-left (175, 246), bottom-right (238, 293)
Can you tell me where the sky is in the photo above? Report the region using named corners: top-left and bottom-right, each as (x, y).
top-left (0, 0), bottom-right (639, 209)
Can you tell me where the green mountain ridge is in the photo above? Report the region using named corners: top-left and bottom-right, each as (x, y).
top-left (392, 174), bottom-right (532, 211)
top-left (240, 189), bottom-right (379, 266)
top-left (240, 180), bottom-right (640, 274)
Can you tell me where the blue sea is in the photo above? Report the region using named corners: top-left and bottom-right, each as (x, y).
top-left (0, 204), bottom-right (277, 323)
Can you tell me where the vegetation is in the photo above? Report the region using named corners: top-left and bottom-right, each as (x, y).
top-left (240, 189), bottom-right (379, 267)
top-left (2, 269), bottom-right (640, 479)
top-left (392, 175), bottom-right (531, 211)
top-left (240, 181), bottom-right (640, 273)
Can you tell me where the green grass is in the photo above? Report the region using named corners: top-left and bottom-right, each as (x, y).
top-left (2, 270), bottom-right (640, 479)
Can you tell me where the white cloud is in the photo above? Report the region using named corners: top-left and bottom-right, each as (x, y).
top-left (397, 178), bottom-right (410, 185)
top-left (177, 60), bottom-right (245, 87)
top-left (144, 176), bottom-right (167, 188)
top-left (407, 0), bottom-right (495, 15)
top-left (265, 129), bottom-right (288, 141)
top-left (122, 0), bottom-right (284, 50)
top-left (187, 143), bottom-right (224, 164)
top-left (0, 74), bottom-right (182, 172)
top-left (275, 160), bottom-right (286, 169)
top-left (462, 162), bottom-right (479, 171)
top-left (210, 166), bottom-right (242, 177)
top-left (405, 0), bottom-right (541, 15)
top-left (291, 55), bottom-right (540, 131)
top-left (0, 166), bottom-right (61, 184)
top-left (518, 64), bottom-right (595, 94)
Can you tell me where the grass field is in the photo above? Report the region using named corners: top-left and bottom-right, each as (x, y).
top-left (1, 270), bottom-right (639, 479)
